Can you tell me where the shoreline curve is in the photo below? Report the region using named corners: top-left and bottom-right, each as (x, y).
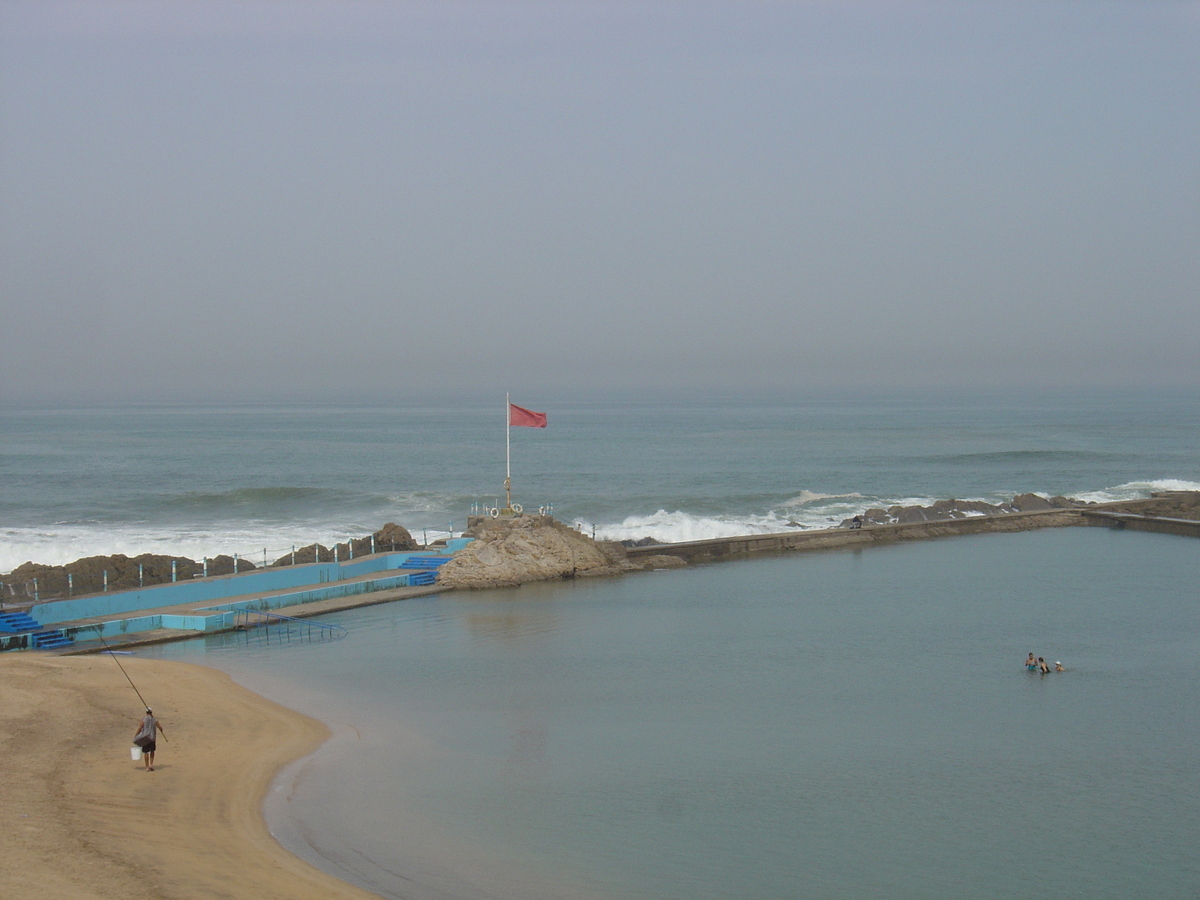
top-left (0, 652), bottom-right (382, 900)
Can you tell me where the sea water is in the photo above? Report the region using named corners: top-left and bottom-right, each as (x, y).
top-left (151, 526), bottom-right (1200, 899)
top-left (2, 388), bottom-right (1198, 571)
top-left (5, 389), bottom-right (1200, 896)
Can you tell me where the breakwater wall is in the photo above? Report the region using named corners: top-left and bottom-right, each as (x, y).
top-left (1081, 510), bottom-right (1200, 539)
top-left (623, 509), bottom-right (1085, 564)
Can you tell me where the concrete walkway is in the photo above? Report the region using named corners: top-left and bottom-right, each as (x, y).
top-left (61, 569), bottom-right (445, 654)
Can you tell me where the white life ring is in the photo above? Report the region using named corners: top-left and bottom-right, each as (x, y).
top-left (511, 503), bottom-right (523, 513)
top-left (489, 507), bottom-right (500, 518)
top-left (538, 506), bottom-right (546, 516)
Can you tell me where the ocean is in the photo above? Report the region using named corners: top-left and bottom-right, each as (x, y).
top-left (5, 389), bottom-right (1200, 897)
top-left (2, 388), bottom-right (1198, 572)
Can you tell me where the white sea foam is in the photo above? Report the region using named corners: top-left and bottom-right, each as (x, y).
top-left (0, 519), bottom-right (458, 575)
top-left (591, 480), bottom-right (1200, 545)
top-left (594, 494), bottom-right (897, 543)
top-left (595, 510), bottom-right (797, 545)
top-left (1071, 479), bottom-right (1200, 505)
top-left (593, 495), bottom-right (934, 544)
top-left (782, 491), bottom-right (864, 507)
top-left (4, 479), bottom-right (1195, 575)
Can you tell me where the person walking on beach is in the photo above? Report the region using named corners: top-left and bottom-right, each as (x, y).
top-left (133, 708), bottom-right (166, 771)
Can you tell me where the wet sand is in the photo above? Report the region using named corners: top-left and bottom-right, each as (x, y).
top-left (0, 652), bottom-right (381, 900)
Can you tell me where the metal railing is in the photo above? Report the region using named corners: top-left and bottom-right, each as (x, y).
top-left (0, 523), bottom-right (465, 604)
top-left (232, 608), bottom-right (348, 643)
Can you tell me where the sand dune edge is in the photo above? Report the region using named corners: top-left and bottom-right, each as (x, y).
top-left (0, 653), bottom-right (382, 900)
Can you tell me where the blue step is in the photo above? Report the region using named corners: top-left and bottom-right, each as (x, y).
top-left (0, 612), bottom-right (42, 634)
top-left (408, 571), bottom-right (438, 586)
top-left (401, 557), bottom-right (452, 569)
top-left (31, 629), bottom-right (73, 650)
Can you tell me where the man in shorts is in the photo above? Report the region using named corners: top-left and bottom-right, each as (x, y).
top-left (133, 708), bottom-right (167, 771)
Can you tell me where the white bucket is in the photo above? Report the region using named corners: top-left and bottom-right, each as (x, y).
top-left (130, 745), bottom-right (142, 761)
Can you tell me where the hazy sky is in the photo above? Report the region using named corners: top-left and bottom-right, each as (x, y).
top-left (2, 1), bottom-right (1197, 405)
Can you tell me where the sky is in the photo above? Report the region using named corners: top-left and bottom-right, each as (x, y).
top-left (1, 1), bottom-right (1197, 406)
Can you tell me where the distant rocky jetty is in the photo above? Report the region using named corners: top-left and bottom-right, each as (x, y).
top-left (439, 515), bottom-right (685, 590)
top-left (838, 493), bottom-right (1086, 528)
top-left (1101, 491), bottom-right (1200, 520)
top-left (3, 553), bottom-right (253, 600)
top-left (836, 491), bottom-right (1200, 528)
top-left (1, 522), bottom-right (417, 601)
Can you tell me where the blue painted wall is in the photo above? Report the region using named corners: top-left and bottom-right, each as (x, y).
top-left (31, 551), bottom-right (434, 625)
top-left (204, 573), bottom-right (416, 614)
top-left (56, 571), bottom-right (423, 645)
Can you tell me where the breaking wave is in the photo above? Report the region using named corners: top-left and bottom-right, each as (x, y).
top-left (593, 480), bottom-right (1200, 545)
top-left (1070, 479), bottom-right (1200, 504)
top-left (782, 491), bottom-right (864, 507)
top-left (0, 486), bottom-right (474, 573)
top-left (4, 480), bottom-right (1197, 575)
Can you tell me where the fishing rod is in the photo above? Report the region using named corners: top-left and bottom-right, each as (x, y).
top-left (92, 629), bottom-right (169, 742)
top-left (93, 626), bottom-right (151, 712)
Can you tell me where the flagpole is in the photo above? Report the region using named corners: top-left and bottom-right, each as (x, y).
top-left (504, 393), bottom-right (512, 510)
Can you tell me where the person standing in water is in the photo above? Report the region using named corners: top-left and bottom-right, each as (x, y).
top-left (1026, 653), bottom-right (1038, 671)
top-left (1037, 657), bottom-right (1051, 674)
top-left (133, 708), bottom-right (167, 771)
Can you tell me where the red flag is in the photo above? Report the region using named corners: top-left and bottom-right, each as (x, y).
top-left (509, 403), bottom-right (547, 428)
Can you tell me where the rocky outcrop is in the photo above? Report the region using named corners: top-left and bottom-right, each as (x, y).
top-left (2, 553), bottom-right (257, 599)
top-left (3, 523), bottom-right (420, 600)
top-left (373, 522), bottom-right (420, 552)
top-left (843, 493), bottom-right (1085, 528)
top-left (1096, 491), bottom-right (1200, 521)
top-left (620, 536), bottom-right (663, 548)
top-left (438, 516), bottom-right (628, 589)
top-left (271, 523), bottom-right (418, 567)
top-left (439, 515), bottom-right (682, 589)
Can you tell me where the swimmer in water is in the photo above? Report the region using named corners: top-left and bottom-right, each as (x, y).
top-left (1026, 653), bottom-right (1038, 671)
top-left (1054, 661), bottom-right (1065, 672)
top-left (1038, 657), bottom-right (1051, 674)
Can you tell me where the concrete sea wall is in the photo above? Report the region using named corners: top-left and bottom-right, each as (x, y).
top-left (1081, 510), bottom-right (1200, 539)
top-left (623, 509), bottom-right (1085, 565)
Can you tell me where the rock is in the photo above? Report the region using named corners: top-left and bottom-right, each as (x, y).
top-left (439, 516), bottom-right (635, 589)
top-left (621, 537), bottom-right (662, 548)
top-left (272, 523), bottom-right (419, 566)
top-left (205, 555), bottom-right (257, 577)
top-left (374, 522), bottom-right (418, 552)
top-left (273, 544), bottom-right (329, 566)
top-left (1010, 493), bottom-right (1054, 512)
top-left (956, 500), bottom-right (1005, 515)
top-left (2, 553), bottom-right (245, 597)
top-left (841, 493), bottom-right (1077, 529)
top-left (892, 505), bottom-right (933, 523)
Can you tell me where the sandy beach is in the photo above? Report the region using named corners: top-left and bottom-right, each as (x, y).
top-left (0, 652), bottom-right (381, 900)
